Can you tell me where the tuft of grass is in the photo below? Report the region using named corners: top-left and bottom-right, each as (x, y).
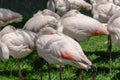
top-left (0, 35), bottom-right (120, 80)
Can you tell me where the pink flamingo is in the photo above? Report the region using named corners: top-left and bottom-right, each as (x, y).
top-left (0, 8), bottom-right (23, 27)
top-left (91, 0), bottom-right (120, 23)
top-left (107, 10), bottom-right (120, 76)
top-left (56, 9), bottom-right (109, 42)
top-left (47, 0), bottom-right (92, 16)
top-left (0, 26), bottom-right (36, 80)
top-left (23, 9), bottom-right (60, 33)
top-left (36, 26), bottom-right (97, 80)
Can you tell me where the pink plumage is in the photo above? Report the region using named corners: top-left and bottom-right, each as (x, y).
top-left (0, 8), bottom-right (23, 27)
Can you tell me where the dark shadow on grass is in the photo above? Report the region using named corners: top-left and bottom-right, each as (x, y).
top-left (84, 51), bottom-right (120, 63)
top-left (0, 69), bottom-right (34, 78)
top-left (97, 66), bottom-right (110, 74)
top-left (32, 57), bottom-right (61, 73)
top-left (63, 76), bottom-right (80, 80)
top-left (32, 58), bottom-right (46, 71)
top-left (111, 72), bottom-right (120, 80)
top-left (0, 70), bottom-right (17, 77)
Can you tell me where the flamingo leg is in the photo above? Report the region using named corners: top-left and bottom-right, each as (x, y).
top-left (47, 62), bottom-right (51, 80)
top-left (59, 65), bottom-right (62, 80)
top-left (91, 66), bottom-right (97, 80)
top-left (75, 69), bottom-right (82, 80)
top-left (108, 35), bottom-right (112, 77)
top-left (17, 59), bottom-right (23, 80)
top-left (92, 71), bottom-right (97, 80)
top-left (40, 65), bottom-right (42, 80)
top-left (78, 69), bottom-right (82, 80)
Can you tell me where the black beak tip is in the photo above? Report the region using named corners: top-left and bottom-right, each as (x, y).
top-left (90, 65), bottom-right (97, 72)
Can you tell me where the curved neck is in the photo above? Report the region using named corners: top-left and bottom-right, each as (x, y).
top-left (48, 0), bottom-right (56, 12)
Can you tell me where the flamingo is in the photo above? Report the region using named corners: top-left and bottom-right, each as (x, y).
top-left (23, 9), bottom-right (60, 33)
top-left (55, 9), bottom-right (109, 42)
top-left (47, 0), bottom-right (92, 16)
top-left (36, 26), bottom-right (97, 80)
top-left (23, 9), bottom-right (60, 80)
top-left (0, 25), bottom-right (16, 37)
top-left (0, 26), bottom-right (36, 80)
top-left (91, 0), bottom-right (120, 76)
top-left (107, 10), bottom-right (120, 76)
top-left (107, 10), bottom-right (120, 47)
top-left (0, 8), bottom-right (23, 27)
top-left (91, 0), bottom-right (120, 23)
top-left (113, 0), bottom-right (120, 6)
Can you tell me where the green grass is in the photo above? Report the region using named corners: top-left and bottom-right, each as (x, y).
top-left (0, 35), bottom-right (120, 80)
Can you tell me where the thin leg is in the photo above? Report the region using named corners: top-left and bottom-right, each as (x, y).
top-left (91, 65), bottom-right (97, 80)
top-left (92, 70), bottom-right (97, 80)
top-left (108, 35), bottom-right (112, 77)
top-left (17, 59), bottom-right (23, 80)
top-left (59, 65), bottom-right (62, 80)
top-left (40, 66), bottom-right (42, 80)
top-left (47, 62), bottom-right (51, 80)
top-left (75, 69), bottom-right (82, 80)
top-left (79, 69), bottom-right (82, 80)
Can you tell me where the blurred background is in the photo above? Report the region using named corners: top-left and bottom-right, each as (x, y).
top-left (0, 0), bottom-right (48, 17)
top-left (0, 0), bottom-right (92, 18)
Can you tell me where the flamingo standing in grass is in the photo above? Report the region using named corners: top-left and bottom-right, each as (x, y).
top-left (47, 0), bottom-right (92, 16)
top-left (91, 0), bottom-right (120, 76)
top-left (36, 26), bottom-right (97, 80)
top-left (23, 9), bottom-right (60, 80)
top-left (0, 26), bottom-right (36, 80)
top-left (0, 8), bottom-right (23, 28)
top-left (23, 9), bottom-right (60, 33)
top-left (56, 9), bottom-right (109, 42)
top-left (107, 10), bottom-right (120, 76)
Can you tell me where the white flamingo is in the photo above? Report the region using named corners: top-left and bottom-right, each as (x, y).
top-left (56, 9), bottom-right (109, 42)
top-left (107, 10), bottom-right (120, 46)
top-left (91, 0), bottom-right (120, 23)
top-left (36, 26), bottom-right (97, 80)
top-left (113, 0), bottom-right (120, 6)
top-left (0, 25), bottom-right (16, 37)
top-left (0, 8), bottom-right (23, 27)
top-left (0, 26), bottom-right (36, 80)
top-left (23, 9), bottom-right (60, 33)
top-left (47, 0), bottom-right (92, 16)
top-left (107, 10), bottom-right (120, 76)
top-left (91, 0), bottom-right (120, 76)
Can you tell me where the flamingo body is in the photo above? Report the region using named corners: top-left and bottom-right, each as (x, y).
top-left (57, 9), bottom-right (109, 41)
top-left (0, 27), bottom-right (36, 60)
top-left (23, 9), bottom-right (60, 33)
top-left (107, 10), bottom-right (120, 46)
top-left (36, 27), bottom-right (94, 69)
top-left (47, 0), bottom-right (92, 16)
top-left (92, 0), bottom-right (120, 23)
top-left (0, 8), bottom-right (23, 27)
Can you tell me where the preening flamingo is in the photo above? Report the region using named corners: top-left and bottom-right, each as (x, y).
top-left (0, 8), bottom-right (23, 27)
top-left (0, 26), bottom-right (36, 80)
top-left (36, 26), bottom-right (97, 80)
top-left (23, 9), bottom-right (60, 33)
top-left (47, 0), bottom-right (92, 16)
top-left (56, 9), bottom-right (109, 42)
